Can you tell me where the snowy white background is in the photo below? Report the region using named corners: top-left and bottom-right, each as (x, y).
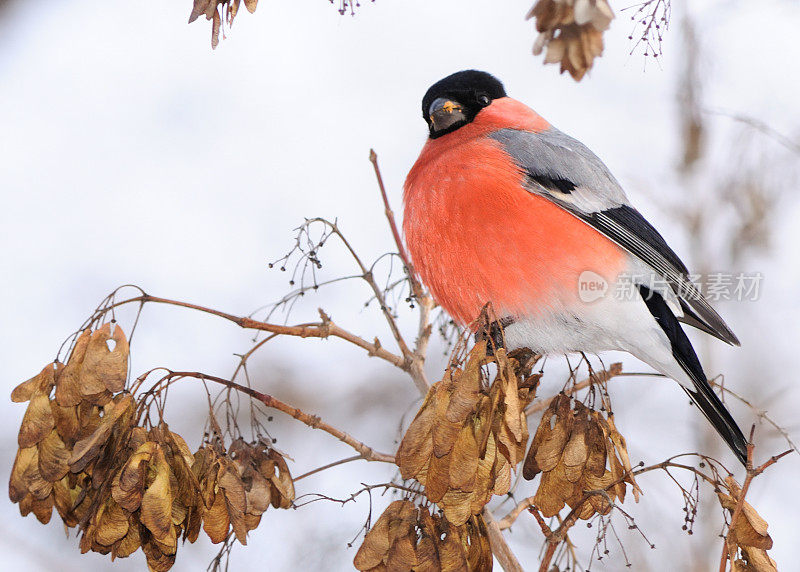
top-left (1, 0), bottom-right (798, 570)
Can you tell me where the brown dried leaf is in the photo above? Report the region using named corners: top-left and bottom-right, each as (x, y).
top-left (9, 446), bottom-right (37, 502)
top-left (425, 446), bottom-right (452, 503)
top-left (51, 401), bottom-right (81, 443)
top-left (440, 489), bottom-right (473, 526)
top-left (462, 516), bottom-right (492, 571)
top-left (584, 412), bottom-right (607, 477)
top-left (18, 391), bottom-right (55, 448)
top-left (606, 413), bottom-right (640, 499)
top-left (266, 449), bottom-right (294, 508)
top-left (184, 505), bottom-right (204, 544)
top-left (69, 393), bottom-right (133, 472)
top-left (219, 464), bottom-right (248, 544)
top-left (740, 546), bottom-right (778, 572)
top-left (12, 363), bottom-right (59, 403)
top-left (445, 344), bottom-right (483, 424)
top-left (211, 9), bottom-right (221, 49)
top-left (492, 455), bottom-right (512, 497)
top-left (81, 323), bottom-right (129, 394)
top-left (30, 493), bottom-right (54, 524)
top-left (76, 401), bottom-right (102, 439)
top-left (21, 446), bottom-right (53, 500)
top-left (245, 468), bottom-right (271, 515)
top-left (534, 466), bottom-right (568, 517)
top-left (244, 512), bottom-right (261, 533)
top-left (354, 500), bottom-right (404, 570)
top-left (189, 0), bottom-right (214, 23)
top-left (203, 489), bottom-right (230, 544)
top-left (563, 412), bottom-right (589, 483)
top-left (243, 0), bottom-right (257, 13)
top-left (95, 501), bottom-right (129, 546)
top-left (385, 501), bottom-right (418, 571)
top-left (141, 446), bottom-right (174, 543)
top-left (437, 519), bottom-right (468, 572)
top-left (718, 490), bottom-right (773, 550)
top-left (432, 381), bottom-right (460, 458)
top-left (112, 516), bottom-right (141, 559)
top-left (470, 432), bottom-right (497, 514)
top-left (55, 329), bottom-right (90, 407)
top-left (38, 429), bottom-right (71, 482)
top-left (534, 394), bottom-right (573, 472)
top-left (52, 477), bottom-right (77, 526)
top-left (120, 441), bottom-right (157, 492)
top-left (141, 538), bottom-right (176, 572)
top-left (448, 422), bottom-right (479, 491)
top-left (396, 390), bottom-right (436, 480)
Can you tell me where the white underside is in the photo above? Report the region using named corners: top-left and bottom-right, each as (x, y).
top-left (502, 259), bottom-right (695, 389)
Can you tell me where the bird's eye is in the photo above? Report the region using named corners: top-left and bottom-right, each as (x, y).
top-left (477, 93), bottom-right (490, 106)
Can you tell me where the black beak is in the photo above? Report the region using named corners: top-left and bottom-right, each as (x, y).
top-left (428, 97), bottom-right (467, 133)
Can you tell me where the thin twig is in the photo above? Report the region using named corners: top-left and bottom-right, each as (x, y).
top-left (525, 363), bottom-right (624, 415)
top-left (293, 455), bottom-right (364, 482)
top-left (482, 508), bottom-right (525, 572)
top-left (709, 377), bottom-right (799, 454)
top-left (369, 149), bottom-right (432, 395)
top-left (369, 149), bottom-right (418, 295)
top-left (96, 293), bottom-right (407, 370)
top-left (164, 371), bottom-right (396, 464)
top-left (498, 496), bottom-right (536, 530)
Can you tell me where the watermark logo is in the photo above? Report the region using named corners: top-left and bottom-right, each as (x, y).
top-left (576, 271), bottom-right (764, 303)
top-left (578, 270), bottom-right (608, 303)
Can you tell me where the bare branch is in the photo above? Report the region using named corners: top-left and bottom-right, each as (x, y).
top-left (498, 496), bottom-right (536, 530)
top-left (482, 508), bottom-right (525, 572)
top-left (709, 376), bottom-right (799, 454)
top-left (369, 149), bottom-right (433, 394)
top-left (164, 371), bottom-right (396, 464)
top-left (525, 362), bottom-right (624, 415)
top-left (95, 292), bottom-right (407, 371)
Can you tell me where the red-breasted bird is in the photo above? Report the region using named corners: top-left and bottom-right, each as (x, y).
top-left (403, 70), bottom-right (748, 465)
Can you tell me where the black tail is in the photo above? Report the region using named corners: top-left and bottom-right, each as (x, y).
top-left (639, 286), bottom-right (748, 465)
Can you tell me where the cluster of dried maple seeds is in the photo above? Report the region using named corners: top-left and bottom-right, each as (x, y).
top-left (9, 324), bottom-right (294, 571)
top-left (522, 391), bottom-right (641, 519)
top-left (354, 500), bottom-right (492, 572)
top-left (189, 0), bottom-right (258, 49)
top-left (528, 0), bottom-right (615, 80)
top-left (363, 342), bottom-right (640, 570)
top-left (718, 476), bottom-right (777, 572)
top-left (396, 342), bottom-right (537, 526)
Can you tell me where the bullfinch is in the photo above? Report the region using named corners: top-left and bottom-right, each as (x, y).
top-left (403, 70), bottom-right (748, 465)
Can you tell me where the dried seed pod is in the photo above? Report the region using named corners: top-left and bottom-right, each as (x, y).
top-left (354, 501), bottom-right (492, 572)
top-left (18, 391), bottom-right (55, 449)
top-left (718, 476), bottom-right (774, 551)
top-left (69, 393), bottom-right (134, 473)
top-left (55, 329), bottom-right (91, 407)
top-left (527, 0), bottom-right (614, 80)
top-left (37, 429), bottom-right (71, 482)
top-left (140, 445), bottom-right (175, 545)
top-left (12, 363), bottom-right (59, 403)
top-left (80, 323), bottom-right (129, 394)
top-left (397, 343), bottom-right (534, 525)
top-left (525, 394), bottom-right (638, 520)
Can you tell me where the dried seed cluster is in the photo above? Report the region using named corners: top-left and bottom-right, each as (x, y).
top-left (527, 0), bottom-right (614, 80)
top-left (396, 342), bottom-right (534, 525)
top-left (192, 437), bottom-right (295, 547)
top-left (718, 476), bottom-right (777, 572)
top-left (9, 324), bottom-right (294, 571)
top-left (353, 500), bottom-right (492, 572)
top-left (522, 394), bottom-right (639, 519)
top-left (189, 0), bottom-right (258, 49)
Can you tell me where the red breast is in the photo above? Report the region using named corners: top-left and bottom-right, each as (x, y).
top-left (403, 98), bottom-right (626, 326)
